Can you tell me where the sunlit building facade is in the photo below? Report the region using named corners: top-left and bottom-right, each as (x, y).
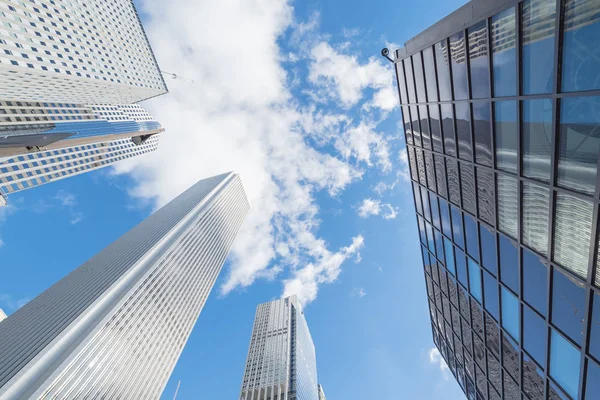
top-left (0, 172), bottom-right (250, 399)
top-left (240, 296), bottom-right (319, 400)
top-left (394, 0), bottom-right (600, 398)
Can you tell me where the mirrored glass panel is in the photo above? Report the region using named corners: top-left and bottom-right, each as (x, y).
top-left (473, 102), bottom-right (492, 167)
top-left (501, 286), bottom-right (520, 342)
top-left (416, 150), bottom-right (427, 185)
top-left (441, 103), bottom-right (456, 157)
top-left (521, 0), bottom-right (556, 94)
top-left (522, 99), bottom-right (553, 182)
top-left (420, 185), bottom-right (431, 222)
top-left (562, 0), bottom-right (600, 92)
top-left (410, 105), bottom-right (422, 147)
top-left (502, 332), bottom-right (521, 380)
top-left (494, 100), bottom-right (518, 174)
top-left (522, 182), bottom-right (549, 256)
top-left (491, 7), bottom-right (517, 97)
top-left (420, 105), bottom-right (432, 150)
top-left (483, 270), bottom-right (499, 320)
top-left (589, 293), bottom-right (600, 361)
top-left (457, 248), bottom-right (468, 288)
top-left (401, 106), bottom-right (413, 145)
top-left (425, 152), bottom-right (436, 191)
top-left (480, 224), bottom-right (497, 276)
top-left (550, 329), bottom-right (581, 399)
top-left (468, 259), bottom-right (482, 303)
top-left (413, 181), bottom-right (423, 215)
top-left (477, 167), bottom-right (495, 226)
top-left (499, 234), bottom-right (519, 293)
top-left (430, 105), bottom-right (442, 153)
top-left (460, 162), bottom-right (477, 216)
top-left (558, 96), bottom-right (600, 195)
top-left (404, 58), bottom-right (417, 103)
top-left (423, 46), bottom-right (438, 102)
top-left (585, 358), bottom-right (600, 400)
top-left (408, 147), bottom-right (419, 182)
top-left (523, 304), bottom-right (547, 367)
top-left (430, 192), bottom-right (440, 230)
top-left (497, 173), bottom-right (518, 239)
top-left (396, 61), bottom-right (409, 104)
top-left (434, 154), bottom-right (448, 199)
top-left (552, 268), bottom-right (586, 345)
top-left (440, 198), bottom-right (452, 238)
top-left (413, 53), bottom-right (427, 103)
top-left (436, 39), bottom-right (452, 101)
top-left (456, 103), bottom-right (472, 161)
top-left (450, 32), bottom-right (469, 100)
top-left (445, 237), bottom-right (456, 276)
top-left (523, 248), bottom-right (548, 315)
top-left (522, 354), bottom-right (545, 399)
top-left (447, 158), bottom-right (461, 206)
top-left (464, 214), bottom-right (479, 262)
top-left (468, 21), bottom-right (490, 99)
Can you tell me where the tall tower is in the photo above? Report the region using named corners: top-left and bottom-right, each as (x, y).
top-left (240, 296), bottom-right (319, 400)
top-left (318, 384), bottom-right (326, 400)
top-left (0, 309), bottom-right (6, 323)
top-left (0, 172), bottom-right (250, 399)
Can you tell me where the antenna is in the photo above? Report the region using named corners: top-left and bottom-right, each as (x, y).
top-left (161, 70), bottom-right (195, 83)
top-left (172, 380), bottom-right (181, 400)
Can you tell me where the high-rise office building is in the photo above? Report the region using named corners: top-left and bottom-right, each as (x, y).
top-left (240, 295), bottom-right (319, 400)
top-left (318, 384), bottom-right (326, 400)
top-left (0, 172), bottom-right (250, 399)
top-left (392, 0), bottom-right (600, 398)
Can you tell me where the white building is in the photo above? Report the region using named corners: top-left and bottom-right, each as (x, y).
top-left (0, 309), bottom-right (6, 323)
top-left (0, 172), bottom-right (250, 399)
top-left (318, 384), bottom-right (326, 400)
top-left (240, 296), bottom-right (319, 400)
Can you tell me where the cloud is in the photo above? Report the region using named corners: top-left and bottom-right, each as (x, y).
top-left (0, 293), bottom-right (30, 312)
top-left (335, 122), bottom-right (392, 172)
top-left (352, 287), bottom-right (367, 297)
top-left (54, 190), bottom-right (84, 225)
top-left (398, 148), bottom-right (410, 182)
top-left (428, 347), bottom-right (450, 380)
top-left (357, 198), bottom-right (397, 220)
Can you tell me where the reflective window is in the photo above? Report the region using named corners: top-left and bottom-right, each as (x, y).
top-left (479, 224), bottom-right (497, 276)
top-left (523, 354), bottom-right (545, 399)
top-left (501, 286), bottom-right (520, 342)
top-left (464, 214), bottom-right (479, 262)
top-left (455, 103), bottom-right (472, 161)
top-left (562, 0), bottom-right (600, 92)
top-left (497, 173), bottom-right (518, 239)
top-left (451, 206), bottom-right (464, 249)
top-left (413, 181), bottom-right (423, 215)
top-left (457, 248), bottom-right (468, 288)
top-left (522, 182), bottom-right (549, 256)
top-left (413, 53), bottom-right (427, 103)
top-left (425, 152), bottom-right (436, 191)
top-left (471, 299), bottom-right (484, 338)
top-left (430, 105), bottom-right (443, 153)
top-left (423, 46), bottom-right (438, 102)
top-left (499, 235), bottom-right (519, 293)
top-left (491, 7), bottom-right (517, 97)
top-left (401, 106), bottom-right (413, 145)
top-left (460, 162), bottom-right (476, 216)
top-left (408, 147), bottom-right (419, 181)
top-left (468, 21), bottom-right (490, 99)
top-left (552, 268), bottom-right (586, 346)
top-left (430, 192), bottom-right (440, 230)
top-left (486, 313), bottom-right (500, 356)
top-left (426, 222), bottom-right (436, 255)
top-left (502, 332), bottom-right (520, 380)
top-left (440, 198), bottom-right (452, 238)
top-left (523, 248), bottom-right (548, 315)
top-left (447, 158), bottom-right (461, 205)
top-left (503, 373), bottom-right (519, 399)
top-left (450, 32), bottom-right (469, 100)
top-left (434, 154), bottom-right (447, 199)
top-left (589, 293), bottom-right (600, 361)
top-left (558, 96), bottom-right (600, 195)
top-left (410, 105), bottom-right (422, 146)
top-left (553, 192), bottom-right (593, 279)
top-left (550, 329), bottom-right (581, 399)
top-left (494, 100), bottom-right (518, 174)
top-left (420, 105), bottom-right (432, 150)
top-left (435, 230), bottom-right (444, 264)
top-left (473, 102), bottom-right (492, 167)
top-left (549, 380), bottom-right (570, 400)
top-left (441, 103), bottom-right (455, 156)
top-left (418, 216), bottom-right (427, 244)
top-left (396, 61), bottom-right (409, 104)
top-left (420, 186), bottom-right (431, 222)
top-left (436, 39), bottom-right (452, 101)
top-left (521, 0), bottom-right (556, 94)
top-left (483, 270), bottom-right (499, 320)
top-left (487, 352), bottom-right (502, 392)
top-left (445, 237), bottom-right (456, 276)
top-left (404, 58), bottom-right (417, 104)
top-left (476, 168), bottom-right (495, 226)
top-left (523, 304), bottom-right (547, 367)
top-left (522, 99), bottom-right (553, 182)
top-left (468, 259), bottom-right (482, 303)
top-left (459, 284), bottom-right (471, 323)
top-left (586, 358), bottom-right (600, 399)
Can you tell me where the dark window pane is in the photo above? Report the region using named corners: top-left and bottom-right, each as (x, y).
top-left (469, 259), bottom-right (483, 303)
top-left (449, 276), bottom-right (459, 307)
top-left (420, 185), bottom-right (431, 222)
top-left (416, 150), bottom-right (427, 185)
top-left (423, 46), bottom-right (438, 102)
top-left (464, 214), bottom-right (479, 262)
top-left (491, 7), bottom-right (517, 97)
top-left (549, 380), bottom-right (570, 400)
top-left (425, 152), bottom-right (436, 191)
top-left (558, 96), bottom-right (600, 195)
top-left (440, 198), bottom-right (452, 238)
top-left (426, 222), bottom-right (436, 256)
top-left (430, 105), bottom-right (443, 152)
top-left (502, 332), bottom-right (520, 380)
top-left (475, 365), bottom-right (487, 399)
top-left (483, 270), bottom-right (499, 320)
top-left (487, 352), bottom-right (502, 392)
top-left (450, 32), bottom-right (469, 100)
top-left (499, 234), bottom-right (519, 293)
top-left (410, 105), bottom-right (422, 146)
top-left (445, 237), bottom-right (456, 277)
top-left (463, 318), bottom-right (473, 354)
top-left (523, 353), bottom-right (545, 400)
top-left (589, 293), bottom-right (600, 361)
top-left (476, 168), bottom-right (495, 226)
top-left (413, 181), bottom-right (423, 215)
top-left (418, 216), bottom-right (427, 244)
top-left (441, 103), bottom-right (456, 156)
top-left (396, 61), bottom-right (409, 104)
top-left (485, 313), bottom-right (500, 356)
top-left (471, 300), bottom-right (484, 339)
top-left (503, 373), bottom-right (519, 399)
top-left (459, 284), bottom-right (471, 323)
top-left (523, 304), bottom-right (547, 367)
top-left (451, 205), bottom-right (464, 249)
top-left (447, 157), bottom-right (461, 206)
top-left (401, 106), bottom-right (413, 145)
top-left (522, 248), bottom-right (548, 315)
top-left (456, 103), bottom-right (472, 161)
top-left (473, 102), bottom-right (492, 167)
top-left (436, 39), bottom-right (452, 101)
top-left (413, 53), bottom-right (427, 103)
top-left (404, 58), bottom-right (417, 103)
top-left (552, 268), bottom-right (586, 346)
top-left (553, 192), bottom-right (593, 279)
top-left (550, 329), bottom-right (581, 399)
top-left (521, 0), bottom-right (556, 94)
top-left (562, 0), bottom-right (600, 92)
top-left (408, 147), bottom-right (419, 181)
top-left (480, 224), bottom-right (497, 276)
top-left (420, 104), bottom-right (431, 150)
top-left (468, 21), bottom-right (490, 99)
top-left (585, 358), bottom-right (600, 400)
top-left (460, 162), bottom-right (477, 216)
top-left (452, 305), bottom-right (461, 334)
top-left (494, 100), bottom-right (518, 174)
top-left (430, 192), bottom-right (440, 230)
top-left (501, 286), bottom-right (520, 342)
top-left (522, 182), bottom-right (549, 256)
top-left (435, 230), bottom-right (445, 265)
top-left (457, 248), bottom-right (468, 288)
top-left (497, 173), bottom-right (518, 239)
top-left (434, 154), bottom-right (447, 199)
top-left (522, 99), bottom-right (553, 182)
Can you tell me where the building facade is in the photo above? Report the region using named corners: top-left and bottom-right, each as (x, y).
top-left (393, 0), bottom-right (600, 398)
top-left (0, 309), bottom-right (6, 323)
top-left (318, 384), bottom-right (326, 400)
top-left (240, 296), bottom-right (319, 400)
top-left (0, 172), bottom-right (250, 399)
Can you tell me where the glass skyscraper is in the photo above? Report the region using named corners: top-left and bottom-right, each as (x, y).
top-left (240, 296), bottom-right (320, 400)
top-left (393, 0), bottom-right (600, 398)
top-left (0, 172), bottom-right (250, 399)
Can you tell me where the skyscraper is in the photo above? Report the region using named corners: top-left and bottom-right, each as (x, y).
top-left (0, 172), bottom-right (250, 399)
top-left (240, 296), bottom-right (319, 400)
top-left (318, 384), bottom-right (326, 400)
top-left (392, 0), bottom-right (600, 398)
top-left (0, 309), bottom-right (6, 323)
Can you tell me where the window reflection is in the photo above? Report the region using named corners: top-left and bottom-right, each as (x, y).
top-left (445, 237), bottom-right (456, 276)
top-left (416, 150), bottom-right (427, 186)
top-left (440, 198), bottom-right (452, 238)
top-left (468, 21), bottom-right (490, 99)
top-left (450, 32), bottom-right (469, 100)
top-left (550, 329), bottom-right (581, 399)
top-left (499, 234), bottom-right (519, 293)
top-left (487, 350), bottom-right (501, 389)
top-left (523, 248), bottom-right (548, 315)
top-left (455, 103), bottom-right (472, 161)
top-left (447, 158), bottom-right (461, 206)
top-left (522, 99), bottom-right (553, 182)
top-left (522, 354), bottom-right (545, 399)
top-left (476, 168), bottom-right (495, 226)
top-left (436, 39), bottom-right (452, 101)
top-left (396, 61), bottom-right (409, 104)
top-left (423, 46), bottom-right (438, 102)
top-left (523, 304), bottom-right (547, 367)
top-left (491, 7), bottom-right (517, 97)
top-left (468, 259), bottom-right (482, 303)
top-left (473, 102), bottom-right (492, 167)
top-left (413, 53), bottom-right (427, 103)
top-left (483, 270), bottom-right (499, 320)
top-left (404, 58), bottom-right (417, 103)
top-left (430, 192), bottom-right (440, 229)
top-left (413, 181), bottom-right (423, 215)
top-left (425, 152), bottom-right (436, 191)
top-left (418, 216), bottom-right (427, 244)
top-left (457, 248), bottom-right (468, 288)
top-left (589, 293), bottom-right (600, 361)
top-left (419, 105), bottom-right (431, 150)
top-left (562, 0), bottom-right (600, 92)
top-left (464, 214), bottom-right (479, 262)
top-left (494, 101), bottom-right (518, 174)
top-left (522, 182), bottom-right (549, 256)
top-left (410, 105), bottom-right (422, 146)
top-left (521, 0), bottom-right (556, 94)
top-left (479, 224), bottom-right (497, 276)
top-left (420, 185), bottom-right (431, 222)
top-left (401, 106), bottom-right (413, 145)
top-left (496, 173), bottom-right (519, 239)
top-left (552, 268), bottom-right (586, 345)
top-left (460, 163), bottom-right (477, 216)
top-left (441, 103), bottom-right (456, 156)
top-left (501, 286), bottom-right (520, 342)
top-left (429, 105), bottom-right (442, 153)
top-left (451, 205), bottom-right (464, 249)
top-left (558, 96), bottom-right (600, 195)
top-left (502, 332), bottom-right (520, 380)
top-left (434, 154), bottom-right (447, 199)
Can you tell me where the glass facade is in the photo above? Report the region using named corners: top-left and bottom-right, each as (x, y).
top-left (395, 0), bottom-right (600, 398)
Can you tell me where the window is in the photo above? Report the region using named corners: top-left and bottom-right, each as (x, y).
top-left (455, 103), bottom-right (472, 161)
top-left (420, 185), bottom-right (431, 222)
top-left (521, 0), bottom-right (556, 94)
top-left (501, 287), bottom-right (520, 342)
top-left (586, 358), bottom-right (600, 399)
top-left (423, 46), bottom-right (438, 102)
top-left (502, 332), bottom-right (520, 380)
top-left (444, 237), bottom-right (456, 276)
top-left (420, 105), bottom-right (432, 150)
top-left (440, 199), bottom-right (452, 238)
top-left (552, 268), bottom-right (585, 346)
top-left (522, 182), bottom-right (549, 256)
top-left (456, 248), bottom-right (468, 288)
top-left (491, 7), bottom-right (516, 97)
top-left (413, 53), bottom-right (426, 103)
top-left (494, 100), bottom-right (518, 174)
top-left (464, 215), bottom-right (479, 262)
top-left (441, 103), bottom-right (455, 156)
top-left (430, 105), bottom-right (442, 153)
top-left (411, 105), bottom-right (422, 147)
top-left (436, 39), bottom-right (452, 101)
top-left (522, 99), bottom-right (553, 182)
top-left (496, 173), bottom-right (518, 239)
top-left (468, 259), bottom-right (482, 303)
top-left (451, 206), bottom-right (464, 249)
top-left (590, 293), bottom-right (600, 361)
top-left (499, 234), bottom-right (518, 293)
top-left (468, 21), bottom-right (490, 99)
top-left (479, 224), bottom-right (497, 276)
top-left (476, 168), bottom-right (495, 226)
top-left (450, 32), bottom-right (468, 100)
top-left (404, 58), bottom-right (417, 104)
top-left (483, 270), bottom-right (499, 320)
top-left (473, 102), bottom-right (492, 169)
top-left (550, 329), bottom-right (581, 399)
top-left (522, 248), bottom-right (548, 315)
top-left (523, 353), bottom-right (545, 399)
top-left (434, 154), bottom-right (447, 199)
top-left (523, 304), bottom-right (547, 367)
top-left (460, 163), bottom-right (476, 216)
top-left (396, 61), bottom-right (409, 104)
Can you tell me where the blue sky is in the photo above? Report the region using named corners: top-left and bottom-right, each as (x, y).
top-left (0, 0), bottom-right (469, 398)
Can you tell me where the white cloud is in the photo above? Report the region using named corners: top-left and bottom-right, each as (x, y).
top-left (53, 190), bottom-right (84, 225)
top-left (342, 27), bottom-right (360, 38)
top-left (335, 122), bottom-right (391, 172)
top-left (113, 0), bottom-right (368, 306)
top-left (352, 287), bottom-right (367, 297)
top-left (357, 198), bottom-right (397, 220)
top-left (0, 293), bottom-right (30, 312)
top-left (398, 148), bottom-right (410, 182)
top-left (428, 347), bottom-right (450, 380)
top-left (54, 190), bottom-right (77, 207)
